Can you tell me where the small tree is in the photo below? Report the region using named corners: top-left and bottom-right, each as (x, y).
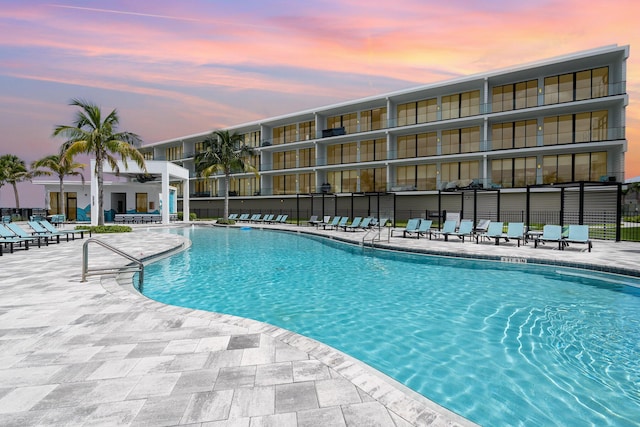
top-left (195, 130), bottom-right (257, 220)
top-left (31, 143), bottom-right (86, 218)
top-left (0, 154), bottom-right (30, 209)
top-left (53, 99), bottom-right (145, 225)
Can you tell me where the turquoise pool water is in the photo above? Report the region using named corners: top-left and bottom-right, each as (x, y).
top-left (140, 226), bottom-right (640, 426)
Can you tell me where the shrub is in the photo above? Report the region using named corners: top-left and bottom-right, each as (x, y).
top-left (216, 219), bottom-right (236, 225)
top-left (75, 225), bottom-right (132, 233)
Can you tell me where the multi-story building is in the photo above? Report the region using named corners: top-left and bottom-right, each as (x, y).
top-left (141, 45), bottom-right (628, 229)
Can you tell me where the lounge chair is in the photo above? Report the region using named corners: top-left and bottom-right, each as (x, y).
top-left (534, 225), bottom-right (564, 250)
top-left (430, 220), bottom-right (458, 241)
top-left (417, 219), bottom-right (433, 239)
top-left (447, 220), bottom-right (474, 242)
top-left (391, 218), bottom-right (420, 238)
top-left (249, 214), bottom-right (262, 222)
top-left (331, 217), bottom-right (349, 230)
top-left (564, 225), bottom-right (593, 252)
top-left (505, 222), bottom-right (526, 247)
top-left (322, 216), bottom-right (341, 230)
top-left (0, 225), bottom-right (36, 252)
top-left (341, 217), bottom-right (361, 231)
top-left (6, 222), bottom-right (57, 245)
top-left (376, 218), bottom-right (389, 228)
top-left (260, 214), bottom-right (274, 223)
top-left (345, 217), bottom-right (371, 231)
top-left (316, 215), bottom-right (331, 228)
top-left (476, 221), bottom-right (504, 245)
top-left (236, 213), bottom-right (250, 222)
top-left (37, 220), bottom-right (90, 240)
top-left (277, 214), bottom-right (288, 224)
top-left (228, 213), bottom-right (238, 220)
top-left (306, 215), bottom-right (319, 226)
top-left (474, 219), bottom-right (491, 235)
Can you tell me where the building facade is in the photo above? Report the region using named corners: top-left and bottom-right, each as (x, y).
top-left (140, 45), bottom-right (628, 226)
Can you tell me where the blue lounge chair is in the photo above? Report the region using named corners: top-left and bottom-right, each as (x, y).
top-left (36, 220), bottom-right (90, 240)
top-left (228, 213), bottom-right (238, 220)
top-left (236, 213), bottom-right (250, 222)
top-left (277, 214), bottom-right (288, 224)
top-left (249, 214), bottom-right (262, 222)
top-left (431, 220), bottom-right (458, 241)
top-left (6, 222), bottom-right (56, 245)
top-left (505, 222), bottom-right (526, 247)
top-left (345, 217), bottom-right (371, 231)
top-left (0, 224), bottom-right (36, 252)
top-left (391, 218), bottom-right (420, 238)
top-left (342, 217), bottom-right (362, 231)
top-left (564, 225), bottom-right (592, 252)
top-left (322, 216), bottom-right (341, 230)
top-left (305, 215), bottom-right (319, 226)
top-left (448, 219), bottom-right (474, 242)
top-left (534, 225), bottom-right (563, 250)
top-left (331, 217), bottom-right (349, 230)
top-left (260, 214), bottom-right (274, 223)
top-left (476, 221), bottom-right (504, 245)
top-left (417, 219), bottom-right (433, 239)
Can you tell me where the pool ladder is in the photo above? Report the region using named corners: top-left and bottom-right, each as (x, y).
top-left (81, 238), bottom-right (144, 288)
top-left (361, 226), bottom-right (390, 248)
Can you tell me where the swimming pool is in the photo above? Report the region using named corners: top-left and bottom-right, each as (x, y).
top-left (140, 226), bottom-right (640, 426)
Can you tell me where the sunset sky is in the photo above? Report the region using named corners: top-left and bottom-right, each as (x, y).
top-left (1, 0), bottom-right (639, 207)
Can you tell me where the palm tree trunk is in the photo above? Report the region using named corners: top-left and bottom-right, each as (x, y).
top-left (11, 182), bottom-right (20, 209)
top-left (224, 174), bottom-right (230, 220)
top-left (97, 157), bottom-right (105, 226)
top-left (59, 176), bottom-right (66, 219)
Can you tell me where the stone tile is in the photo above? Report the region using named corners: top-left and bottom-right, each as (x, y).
top-left (130, 394), bottom-right (192, 426)
top-left (275, 341), bottom-right (309, 363)
top-left (32, 381), bottom-right (97, 410)
top-left (0, 384), bottom-right (57, 413)
top-left (249, 412), bottom-right (297, 427)
top-left (82, 377), bottom-right (141, 405)
top-left (0, 409), bottom-right (48, 427)
top-left (171, 368), bottom-right (218, 395)
top-left (162, 338), bottom-right (201, 355)
top-left (202, 418), bottom-right (250, 427)
top-left (255, 362), bottom-right (293, 386)
top-left (196, 336), bottom-right (230, 352)
top-left (48, 361), bottom-right (103, 383)
top-left (341, 402), bottom-right (396, 427)
top-left (215, 365), bottom-right (256, 390)
top-left (127, 372), bottom-right (180, 398)
top-left (297, 406), bottom-right (347, 427)
top-left (316, 378), bottom-right (362, 407)
top-left (82, 399), bottom-right (146, 426)
top-left (180, 389), bottom-right (234, 423)
top-left (86, 358), bottom-right (140, 380)
top-left (227, 334), bottom-right (261, 350)
top-left (205, 349), bottom-right (244, 369)
top-left (166, 351), bottom-right (210, 372)
top-left (275, 382), bottom-right (319, 413)
top-left (292, 359), bottom-right (331, 382)
top-left (127, 355), bottom-right (175, 376)
top-left (126, 341), bottom-right (169, 358)
top-left (0, 365), bottom-right (62, 387)
top-left (228, 386), bottom-right (275, 418)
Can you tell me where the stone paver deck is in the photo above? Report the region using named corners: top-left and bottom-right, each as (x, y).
top-left (1, 221), bottom-right (638, 426)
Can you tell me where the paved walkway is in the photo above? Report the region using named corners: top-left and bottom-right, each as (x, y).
top-left (1, 222), bottom-right (638, 426)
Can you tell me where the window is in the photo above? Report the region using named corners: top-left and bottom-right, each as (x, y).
top-left (360, 108), bottom-right (387, 131)
top-left (299, 148), bottom-right (315, 167)
top-left (460, 90), bottom-right (480, 117)
top-left (442, 127), bottom-right (480, 154)
top-left (359, 167), bottom-right (386, 192)
top-left (165, 146), bottom-right (183, 161)
top-left (328, 112), bottom-right (358, 134)
top-left (544, 111), bottom-right (608, 145)
top-left (491, 157), bottom-right (536, 188)
top-left (441, 94), bottom-right (460, 120)
top-left (493, 80), bottom-right (537, 112)
top-left (360, 139), bottom-right (386, 162)
top-left (544, 67), bottom-right (609, 105)
top-left (441, 161), bottom-right (479, 183)
top-left (298, 173), bottom-right (315, 193)
top-left (273, 175), bottom-right (296, 195)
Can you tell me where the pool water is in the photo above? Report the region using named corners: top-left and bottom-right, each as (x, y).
top-left (141, 226), bottom-right (640, 426)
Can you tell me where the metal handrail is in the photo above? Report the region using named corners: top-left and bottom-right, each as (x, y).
top-left (82, 238), bottom-right (144, 287)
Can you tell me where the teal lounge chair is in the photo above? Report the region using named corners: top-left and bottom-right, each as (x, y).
top-left (237, 213), bottom-right (250, 222)
top-left (376, 218), bottom-right (389, 228)
top-left (564, 225), bottom-right (592, 252)
top-left (249, 214), bottom-right (262, 222)
top-left (0, 224), bottom-right (36, 252)
top-left (358, 217), bottom-right (373, 229)
top-left (37, 220), bottom-right (90, 240)
top-left (278, 214), bottom-right (288, 224)
top-left (6, 222), bottom-right (56, 245)
top-left (322, 216), bottom-right (341, 230)
top-left (431, 219), bottom-right (458, 241)
top-left (391, 218), bottom-right (420, 238)
top-left (448, 219), bottom-right (474, 242)
top-left (260, 214), bottom-right (274, 223)
top-left (534, 225), bottom-right (563, 250)
top-left (331, 217), bottom-right (349, 230)
top-left (342, 217), bottom-right (362, 231)
top-left (476, 221), bottom-right (504, 245)
top-left (417, 219), bottom-right (433, 239)
top-left (505, 222), bottom-right (525, 247)
top-left (228, 213), bottom-right (238, 220)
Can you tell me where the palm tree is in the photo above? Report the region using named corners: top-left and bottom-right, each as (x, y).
top-left (0, 154), bottom-right (30, 209)
top-left (195, 130), bottom-right (257, 221)
top-left (53, 99), bottom-right (146, 226)
top-left (31, 143), bottom-right (86, 218)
